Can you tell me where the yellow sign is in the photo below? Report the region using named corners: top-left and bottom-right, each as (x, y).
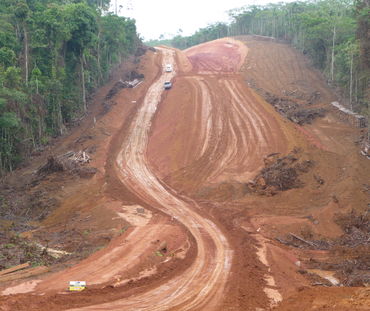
top-left (69, 281), bottom-right (86, 291)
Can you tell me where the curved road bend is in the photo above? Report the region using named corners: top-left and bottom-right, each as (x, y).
top-left (70, 48), bottom-right (233, 310)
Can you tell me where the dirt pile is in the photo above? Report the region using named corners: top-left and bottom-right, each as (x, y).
top-left (125, 70), bottom-right (144, 80)
top-left (37, 151), bottom-right (97, 179)
top-left (263, 91), bottom-right (326, 125)
top-left (282, 88), bottom-right (321, 104)
top-left (249, 149), bottom-right (314, 195)
top-left (105, 79), bottom-right (141, 99)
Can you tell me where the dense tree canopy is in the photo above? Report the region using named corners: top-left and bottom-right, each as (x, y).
top-left (0, 0), bottom-right (139, 173)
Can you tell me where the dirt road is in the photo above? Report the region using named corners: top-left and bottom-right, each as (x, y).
top-left (0, 39), bottom-right (280, 310)
top-left (79, 40), bottom-right (290, 310)
top-left (1, 37), bottom-right (369, 310)
top-left (72, 47), bottom-right (233, 310)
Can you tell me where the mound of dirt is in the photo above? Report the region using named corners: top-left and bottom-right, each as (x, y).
top-left (336, 209), bottom-right (370, 234)
top-left (105, 81), bottom-right (130, 99)
top-left (105, 76), bottom-right (143, 100)
top-left (126, 70), bottom-right (145, 80)
top-left (289, 108), bottom-right (327, 125)
top-left (263, 91), bottom-right (326, 125)
top-left (249, 149), bottom-right (314, 195)
top-left (37, 152), bottom-right (97, 179)
top-left (37, 156), bottom-right (66, 175)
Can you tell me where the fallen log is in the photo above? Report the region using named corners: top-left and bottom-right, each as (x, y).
top-left (0, 266), bottom-right (49, 283)
top-left (0, 262), bottom-right (30, 276)
top-left (58, 151), bottom-right (74, 159)
top-left (289, 232), bottom-right (316, 247)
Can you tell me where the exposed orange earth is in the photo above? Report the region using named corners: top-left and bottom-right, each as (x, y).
top-left (0, 36), bottom-right (369, 310)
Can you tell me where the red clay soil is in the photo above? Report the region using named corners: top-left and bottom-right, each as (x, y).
top-left (0, 37), bottom-right (369, 311)
top-left (185, 38), bottom-right (247, 73)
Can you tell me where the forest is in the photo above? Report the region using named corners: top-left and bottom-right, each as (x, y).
top-left (147, 0), bottom-right (369, 123)
top-left (0, 0), bottom-right (139, 174)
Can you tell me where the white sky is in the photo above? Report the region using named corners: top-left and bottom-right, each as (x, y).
top-left (112, 0), bottom-right (292, 40)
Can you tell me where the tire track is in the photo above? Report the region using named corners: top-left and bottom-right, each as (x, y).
top-left (71, 48), bottom-right (232, 311)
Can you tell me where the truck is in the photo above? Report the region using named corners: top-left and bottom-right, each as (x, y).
top-left (165, 64), bottom-right (173, 72)
top-left (164, 81), bottom-right (172, 90)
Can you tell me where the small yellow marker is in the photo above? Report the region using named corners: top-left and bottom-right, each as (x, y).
top-left (69, 281), bottom-right (86, 291)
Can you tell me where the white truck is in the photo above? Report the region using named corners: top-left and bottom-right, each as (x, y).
top-left (164, 81), bottom-right (172, 90)
top-left (165, 64), bottom-right (173, 72)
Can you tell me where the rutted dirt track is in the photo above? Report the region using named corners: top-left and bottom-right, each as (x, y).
top-left (1, 37), bottom-right (369, 310)
top-left (75, 48), bottom-right (233, 310)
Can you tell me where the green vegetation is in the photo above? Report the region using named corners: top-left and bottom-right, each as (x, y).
top-left (4, 243), bottom-right (16, 249)
top-left (0, 0), bottom-right (139, 174)
top-left (0, 233), bottom-right (55, 269)
top-left (149, 0), bottom-right (369, 118)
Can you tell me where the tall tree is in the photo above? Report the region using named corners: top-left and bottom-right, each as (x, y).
top-left (0, 0), bottom-right (140, 174)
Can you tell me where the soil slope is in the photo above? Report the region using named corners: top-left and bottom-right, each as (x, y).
top-left (0, 37), bottom-right (369, 310)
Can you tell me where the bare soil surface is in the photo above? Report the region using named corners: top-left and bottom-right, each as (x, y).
top-left (0, 37), bottom-right (369, 310)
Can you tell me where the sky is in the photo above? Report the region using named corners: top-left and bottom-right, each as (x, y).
top-left (112, 0), bottom-right (293, 40)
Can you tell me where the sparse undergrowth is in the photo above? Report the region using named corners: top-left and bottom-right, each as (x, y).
top-left (0, 232), bottom-right (59, 270)
top-left (277, 209), bottom-right (370, 286)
